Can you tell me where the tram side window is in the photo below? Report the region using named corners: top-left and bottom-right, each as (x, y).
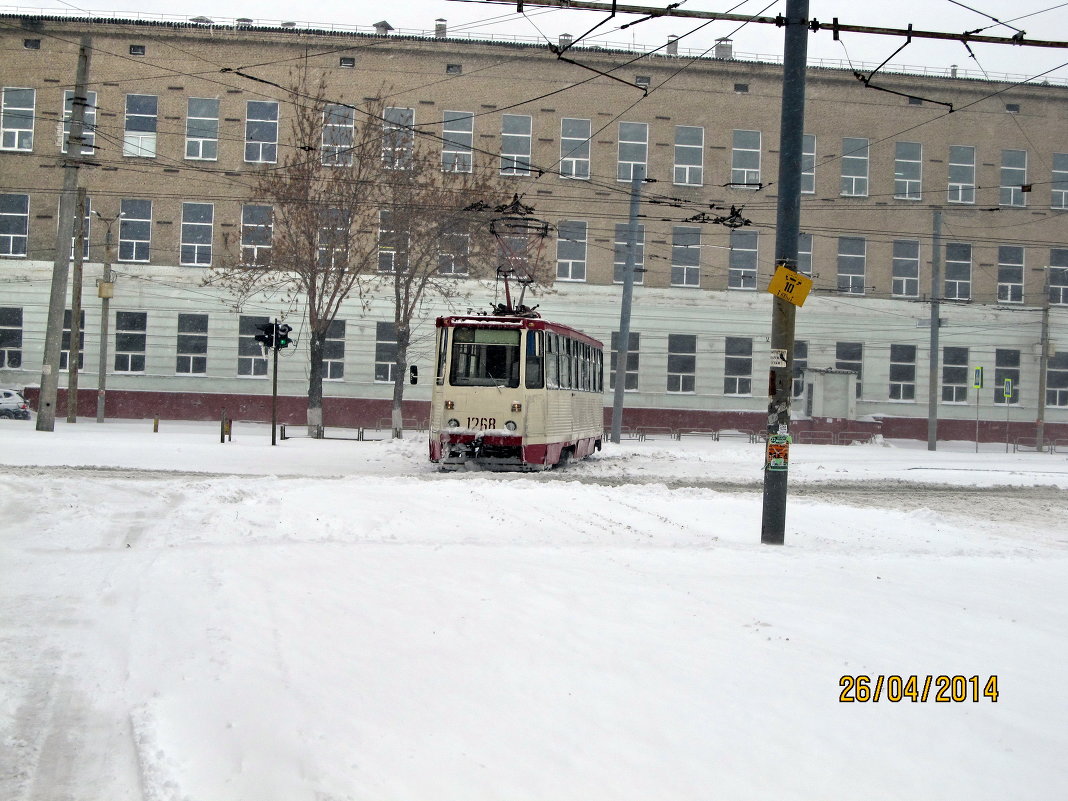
top-left (525, 330), bottom-right (544, 389)
top-left (545, 333), bottom-right (560, 388)
top-left (450, 327), bottom-right (521, 387)
top-left (435, 327), bottom-right (448, 385)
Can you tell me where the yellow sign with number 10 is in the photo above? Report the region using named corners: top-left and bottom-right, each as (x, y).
top-left (767, 264), bottom-right (813, 307)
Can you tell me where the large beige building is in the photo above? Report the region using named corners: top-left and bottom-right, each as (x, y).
top-left (1, 12), bottom-right (1066, 441)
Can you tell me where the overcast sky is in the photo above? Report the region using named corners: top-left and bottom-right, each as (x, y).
top-left (25, 0), bottom-right (1068, 81)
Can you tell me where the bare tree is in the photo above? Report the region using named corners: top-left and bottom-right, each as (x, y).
top-left (373, 125), bottom-right (558, 438)
top-left (207, 69), bottom-right (383, 434)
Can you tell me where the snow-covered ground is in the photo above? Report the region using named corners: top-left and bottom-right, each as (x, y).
top-left (1, 418), bottom-right (1066, 801)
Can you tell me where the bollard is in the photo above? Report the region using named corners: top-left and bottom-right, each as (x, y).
top-left (226, 419), bottom-right (232, 441)
top-left (220, 411), bottom-right (227, 444)
top-left (153, 416), bottom-right (159, 433)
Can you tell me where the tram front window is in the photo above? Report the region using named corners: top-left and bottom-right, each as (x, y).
top-left (450, 327), bottom-right (521, 387)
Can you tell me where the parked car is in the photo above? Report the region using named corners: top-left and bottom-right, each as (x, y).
top-left (0, 388), bottom-right (31, 420)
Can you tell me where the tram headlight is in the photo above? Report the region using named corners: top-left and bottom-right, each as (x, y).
top-left (444, 400), bottom-right (455, 410)
top-left (504, 421), bottom-right (517, 431)
top-left (511, 402), bottom-right (522, 412)
top-left (447, 418), bottom-right (460, 428)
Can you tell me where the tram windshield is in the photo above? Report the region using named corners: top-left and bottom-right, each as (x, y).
top-left (449, 327), bottom-right (522, 387)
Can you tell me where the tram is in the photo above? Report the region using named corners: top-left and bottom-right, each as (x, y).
top-left (429, 303), bottom-right (605, 471)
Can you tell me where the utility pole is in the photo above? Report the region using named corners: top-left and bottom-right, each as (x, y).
top-left (760, 0), bottom-right (808, 546)
top-left (95, 211), bottom-right (118, 423)
top-left (927, 208), bottom-right (942, 451)
top-left (610, 166), bottom-right (644, 443)
top-left (36, 35), bottom-right (91, 432)
top-left (1036, 267), bottom-right (1051, 451)
top-left (66, 188), bottom-right (87, 423)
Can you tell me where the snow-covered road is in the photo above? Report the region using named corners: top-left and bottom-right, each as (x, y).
top-left (1, 421), bottom-right (1066, 800)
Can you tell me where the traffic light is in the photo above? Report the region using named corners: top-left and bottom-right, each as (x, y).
top-left (276, 323), bottom-right (292, 349)
top-left (254, 322), bottom-right (274, 350)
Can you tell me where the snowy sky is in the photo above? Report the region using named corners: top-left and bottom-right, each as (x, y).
top-left (21, 0), bottom-right (1068, 81)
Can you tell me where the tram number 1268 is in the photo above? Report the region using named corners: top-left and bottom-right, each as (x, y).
top-left (467, 417), bottom-right (496, 430)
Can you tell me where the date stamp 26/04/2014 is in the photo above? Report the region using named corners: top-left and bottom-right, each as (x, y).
top-left (839, 675), bottom-right (999, 703)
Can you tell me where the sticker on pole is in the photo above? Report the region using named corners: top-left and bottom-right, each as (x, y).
top-left (770, 349), bottom-right (788, 367)
top-left (767, 264), bottom-right (813, 307)
top-left (973, 366), bottom-right (983, 389)
top-left (1003, 378), bottom-right (1013, 399)
top-left (766, 433), bottom-right (791, 472)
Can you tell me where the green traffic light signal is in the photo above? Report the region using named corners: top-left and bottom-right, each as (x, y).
top-left (276, 323), bottom-right (292, 349)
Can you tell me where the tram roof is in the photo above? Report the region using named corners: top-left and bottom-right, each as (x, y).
top-left (436, 315), bottom-right (603, 349)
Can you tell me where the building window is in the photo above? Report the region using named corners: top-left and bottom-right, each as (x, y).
top-left (1052, 154), bottom-right (1068, 209)
top-left (942, 346), bottom-right (969, 403)
top-left (797, 232), bottom-right (812, 276)
top-left (841, 137), bottom-right (869, 196)
top-left (670, 225), bottom-right (701, 287)
top-left (0, 193), bottom-right (29, 256)
top-left (944, 242), bottom-right (972, 301)
top-left (997, 245), bottom-right (1024, 303)
top-left (179, 202), bottom-right (213, 266)
top-left (23, 38), bottom-right (40, 49)
top-left (793, 340), bottom-right (808, 398)
top-left (948, 145), bottom-right (976, 203)
top-left (63, 89), bottom-right (97, 155)
top-left (1048, 352), bottom-right (1068, 407)
top-left (892, 239), bottom-right (920, 298)
top-left (728, 229), bottom-right (758, 289)
top-left (1000, 149), bottom-right (1028, 207)
top-left (724, 337), bottom-right (753, 396)
top-left (836, 341), bottom-right (863, 398)
top-left (673, 125), bottom-right (703, 186)
top-left (556, 220), bottom-right (587, 282)
top-left (667, 334), bottom-right (696, 393)
top-left (185, 97), bottom-right (218, 160)
top-left (609, 331), bottom-right (639, 391)
top-left (382, 107), bottom-right (414, 169)
top-left (323, 319), bottom-right (345, 380)
top-left (442, 111), bottom-right (473, 173)
top-left (731, 129), bottom-right (761, 188)
top-left (176, 313), bottom-right (208, 375)
top-left (801, 134), bottom-right (815, 194)
top-left (322, 103), bottom-right (356, 166)
top-left (319, 208), bottom-right (352, 270)
top-left (894, 141), bottom-right (922, 200)
top-left (614, 222), bottom-right (645, 284)
top-left (375, 321), bottom-right (397, 382)
top-left (445, 63), bottom-right (462, 75)
top-left (339, 56), bottom-right (356, 68)
top-left (560, 117), bottom-right (591, 180)
top-left (635, 75), bottom-right (651, 88)
top-left (1005, 103), bottom-right (1021, 113)
top-left (245, 100), bottom-right (279, 163)
top-left (617, 121), bottom-right (648, 182)
top-left (734, 83), bottom-right (749, 93)
top-left (129, 44), bottom-right (146, 56)
top-left (241, 204), bottom-right (273, 266)
top-left (123, 94), bottom-right (157, 157)
top-left (60, 309), bottom-right (85, 370)
top-left (1049, 249), bottom-right (1068, 305)
top-left (0, 307), bottom-right (22, 368)
top-left (376, 210), bottom-right (407, 273)
top-left (118, 198), bottom-right (151, 262)
top-left (1, 87), bottom-right (35, 151)
top-left (837, 236), bottom-right (866, 294)
top-left (437, 230), bottom-right (470, 276)
top-left (114, 311), bottom-right (147, 373)
top-left (501, 114), bottom-right (532, 176)
top-left (994, 348), bottom-right (1020, 405)
top-left (238, 315), bottom-right (269, 377)
top-left (889, 344), bottom-right (916, 401)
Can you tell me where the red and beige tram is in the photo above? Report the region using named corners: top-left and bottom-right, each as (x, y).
top-left (429, 310), bottom-right (605, 470)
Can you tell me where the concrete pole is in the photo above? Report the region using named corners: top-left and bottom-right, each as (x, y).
top-left (760, 0), bottom-right (808, 545)
top-left (610, 166), bottom-right (644, 443)
top-left (95, 215), bottom-right (116, 423)
top-left (927, 208), bottom-right (942, 451)
top-left (37, 36), bottom-right (90, 431)
top-left (66, 188), bottom-right (87, 423)
top-left (1036, 267), bottom-right (1050, 451)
